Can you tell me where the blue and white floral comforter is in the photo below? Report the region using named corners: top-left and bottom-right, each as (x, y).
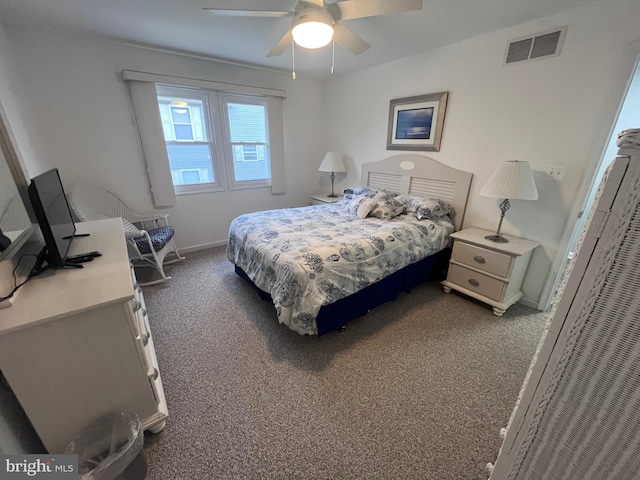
top-left (227, 201), bottom-right (454, 335)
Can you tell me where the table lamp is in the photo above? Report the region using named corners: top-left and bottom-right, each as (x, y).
top-left (480, 160), bottom-right (538, 243)
top-left (318, 152), bottom-right (346, 198)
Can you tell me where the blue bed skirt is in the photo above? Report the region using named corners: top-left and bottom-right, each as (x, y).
top-left (234, 248), bottom-right (451, 336)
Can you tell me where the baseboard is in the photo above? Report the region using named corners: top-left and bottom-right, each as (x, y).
top-left (179, 239), bottom-right (227, 254)
top-left (518, 296), bottom-right (540, 310)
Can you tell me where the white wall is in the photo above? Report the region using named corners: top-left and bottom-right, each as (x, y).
top-left (0, 22), bottom-right (41, 180)
top-left (3, 29), bottom-right (327, 251)
top-left (324, 0), bottom-right (640, 305)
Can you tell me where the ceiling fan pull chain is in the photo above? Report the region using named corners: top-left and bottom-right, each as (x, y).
top-left (331, 37), bottom-right (335, 75)
top-left (292, 37), bottom-right (296, 79)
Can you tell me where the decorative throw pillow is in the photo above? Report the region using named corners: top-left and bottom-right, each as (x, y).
top-left (394, 195), bottom-right (455, 220)
top-left (413, 198), bottom-right (444, 220)
top-left (345, 196), bottom-right (378, 219)
top-left (437, 200), bottom-right (456, 219)
top-left (367, 191), bottom-right (404, 220)
top-left (368, 202), bottom-right (398, 220)
top-left (371, 190), bottom-right (398, 202)
top-left (414, 199), bottom-right (456, 221)
top-left (395, 194), bottom-right (429, 213)
top-left (343, 186), bottom-right (378, 200)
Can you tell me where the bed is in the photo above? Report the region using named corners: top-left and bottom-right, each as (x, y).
top-left (227, 154), bottom-right (472, 335)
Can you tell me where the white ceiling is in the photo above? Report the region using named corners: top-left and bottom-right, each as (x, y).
top-left (0, 0), bottom-right (592, 79)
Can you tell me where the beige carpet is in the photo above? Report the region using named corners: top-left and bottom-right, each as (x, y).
top-left (140, 247), bottom-right (548, 480)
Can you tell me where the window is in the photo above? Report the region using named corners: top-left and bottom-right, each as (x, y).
top-left (233, 145), bottom-right (260, 162)
top-left (222, 94), bottom-right (270, 186)
top-left (170, 107), bottom-right (194, 140)
top-left (180, 169), bottom-right (203, 184)
top-left (155, 85), bottom-right (271, 194)
top-left (157, 87), bottom-right (215, 191)
top-left (123, 70), bottom-right (286, 206)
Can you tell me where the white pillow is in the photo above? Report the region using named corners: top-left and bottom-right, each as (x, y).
top-left (345, 196), bottom-right (377, 219)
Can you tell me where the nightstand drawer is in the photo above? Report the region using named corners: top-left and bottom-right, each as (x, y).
top-left (448, 264), bottom-right (505, 302)
top-left (452, 241), bottom-right (512, 277)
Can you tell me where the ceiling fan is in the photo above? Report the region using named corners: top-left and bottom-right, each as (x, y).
top-left (203, 0), bottom-right (423, 57)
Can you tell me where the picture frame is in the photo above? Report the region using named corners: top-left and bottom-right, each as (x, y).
top-left (386, 92), bottom-right (448, 151)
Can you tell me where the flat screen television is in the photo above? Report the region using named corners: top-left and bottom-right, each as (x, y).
top-left (28, 168), bottom-right (77, 272)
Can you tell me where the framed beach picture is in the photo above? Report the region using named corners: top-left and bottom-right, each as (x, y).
top-left (386, 92), bottom-right (448, 151)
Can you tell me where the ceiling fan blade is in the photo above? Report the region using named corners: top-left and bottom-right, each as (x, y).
top-left (203, 8), bottom-right (293, 18)
top-left (300, 0), bottom-right (324, 8)
top-left (267, 30), bottom-right (294, 57)
top-left (333, 23), bottom-right (370, 55)
top-left (328, 0), bottom-right (422, 21)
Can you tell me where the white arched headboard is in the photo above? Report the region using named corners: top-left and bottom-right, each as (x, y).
top-left (361, 154), bottom-right (473, 231)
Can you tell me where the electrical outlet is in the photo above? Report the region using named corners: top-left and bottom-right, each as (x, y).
top-left (547, 165), bottom-right (566, 181)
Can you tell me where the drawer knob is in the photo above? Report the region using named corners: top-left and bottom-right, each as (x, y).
top-left (468, 279), bottom-right (480, 287)
top-left (473, 256), bottom-right (486, 264)
top-left (149, 368), bottom-right (159, 381)
top-left (132, 300), bottom-right (141, 312)
top-left (140, 333), bottom-right (149, 346)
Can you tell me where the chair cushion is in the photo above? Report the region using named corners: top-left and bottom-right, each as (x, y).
top-left (134, 226), bottom-right (175, 255)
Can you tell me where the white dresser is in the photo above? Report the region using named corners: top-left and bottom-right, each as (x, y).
top-left (441, 227), bottom-right (538, 315)
top-left (0, 218), bottom-right (167, 453)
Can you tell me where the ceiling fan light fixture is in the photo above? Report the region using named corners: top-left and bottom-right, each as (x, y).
top-left (292, 22), bottom-right (334, 49)
top-left (291, 9), bottom-right (334, 49)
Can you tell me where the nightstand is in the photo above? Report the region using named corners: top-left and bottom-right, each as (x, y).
top-left (441, 227), bottom-right (538, 316)
top-left (310, 194), bottom-right (342, 205)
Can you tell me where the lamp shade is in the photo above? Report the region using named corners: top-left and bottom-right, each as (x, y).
top-left (318, 152), bottom-right (346, 173)
top-left (480, 160), bottom-right (538, 200)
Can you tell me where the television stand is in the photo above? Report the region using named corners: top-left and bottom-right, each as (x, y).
top-left (30, 246), bottom-right (84, 277)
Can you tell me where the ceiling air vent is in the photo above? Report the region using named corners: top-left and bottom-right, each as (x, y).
top-left (504, 26), bottom-right (567, 65)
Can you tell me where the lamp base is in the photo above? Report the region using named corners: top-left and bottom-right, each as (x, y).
top-left (327, 193), bottom-right (339, 198)
top-left (485, 234), bottom-right (509, 243)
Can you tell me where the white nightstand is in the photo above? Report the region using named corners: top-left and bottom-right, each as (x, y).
top-left (441, 227), bottom-right (539, 316)
top-left (310, 194), bottom-right (342, 205)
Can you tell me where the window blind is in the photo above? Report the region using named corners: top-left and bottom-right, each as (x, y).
top-left (267, 95), bottom-right (285, 193)
top-left (127, 81), bottom-right (177, 207)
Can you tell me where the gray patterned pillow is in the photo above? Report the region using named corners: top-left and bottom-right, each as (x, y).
top-left (368, 191), bottom-right (404, 220)
top-left (372, 190), bottom-right (397, 202)
top-left (415, 200), bottom-right (455, 221)
top-left (395, 194), bottom-right (430, 213)
top-left (395, 194), bottom-right (455, 220)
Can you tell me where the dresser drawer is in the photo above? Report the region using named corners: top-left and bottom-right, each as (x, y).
top-left (448, 264), bottom-right (505, 302)
top-left (452, 241), bottom-right (512, 277)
